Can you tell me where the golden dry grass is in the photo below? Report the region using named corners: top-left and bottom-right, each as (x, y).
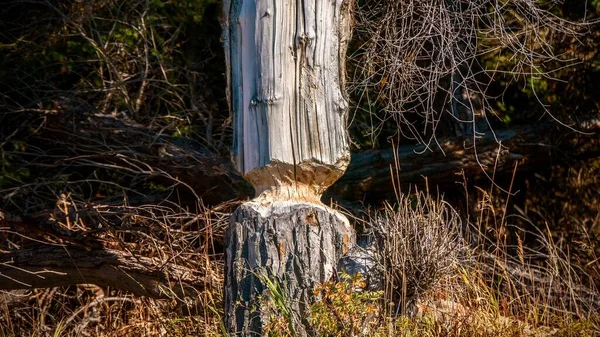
top-left (1, 185), bottom-right (599, 336)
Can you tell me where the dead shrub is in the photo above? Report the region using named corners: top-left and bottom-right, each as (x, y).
top-left (368, 192), bottom-right (467, 315)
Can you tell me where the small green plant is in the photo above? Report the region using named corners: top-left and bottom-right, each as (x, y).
top-left (259, 273), bottom-right (297, 337)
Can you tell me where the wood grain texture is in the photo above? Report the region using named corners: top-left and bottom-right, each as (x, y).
top-left (223, 0), bottom-right (353, 200)
top-left (224, 202), bottom-right (355, 335)
top-left (0, 246), bottom-right (210, 299)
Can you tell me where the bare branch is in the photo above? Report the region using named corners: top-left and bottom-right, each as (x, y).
top-left (350, 0), bottom-right (594, 143)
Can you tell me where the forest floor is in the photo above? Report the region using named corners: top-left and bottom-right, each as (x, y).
top-left (1, 184), bottom-right (599, 337)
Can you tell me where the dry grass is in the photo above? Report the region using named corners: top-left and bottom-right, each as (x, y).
top-left (0, 196), bottom-right (231, 337)
top-left (367, 193), bottom-right (467, 316)
top-left (2, 185), bottom-right (599, 336)
top-left (265, 190), bottom-right (600, 336)
top-left (1, 287), bottom-right (224, 337)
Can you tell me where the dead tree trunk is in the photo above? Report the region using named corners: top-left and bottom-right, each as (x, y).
top-left (222, 0), bottom-right (355, 334)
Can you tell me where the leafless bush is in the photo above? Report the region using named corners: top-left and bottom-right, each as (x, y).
top-left (350, 0), bottom-right (592, 143)
top-left (368, 192), bottom-right (467, 315)
top-left (362, 188), bottom-right (598, 327)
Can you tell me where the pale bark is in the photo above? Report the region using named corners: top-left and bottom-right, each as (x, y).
top-left (223, 0), bottom-right (353, 202)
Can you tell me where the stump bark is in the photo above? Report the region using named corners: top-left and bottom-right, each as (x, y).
top-left (224, 202), bottom-right (355, 335)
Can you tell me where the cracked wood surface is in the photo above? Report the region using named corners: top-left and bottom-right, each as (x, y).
top-left (224, 202), bottom-right (355, 335)
top-left (223, 0), bottom-right (353, 201)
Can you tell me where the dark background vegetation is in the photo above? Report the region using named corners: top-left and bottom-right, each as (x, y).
top-left (1, 0), bottom-right (599, 335)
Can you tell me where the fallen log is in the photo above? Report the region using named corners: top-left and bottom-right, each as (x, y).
top-left (124, 115), bottom-right (599, 204)
top-left (132, 115), bottom-right (599, 204)
top-left (14, 109), bottom-right (599, 206)
top-left (0, 209), bottom-right (219, 299)
top-left (1, 110), bottom-right (252, 206)
top-left (328, 116), bottom-right (600, 201)
top-left (0, 246), bottom-right (212, 299)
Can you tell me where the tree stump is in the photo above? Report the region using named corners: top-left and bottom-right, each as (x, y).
top-left (222, 0), bottom-right (355, 334)
top-left (225, 202), bottom-right (355, 335)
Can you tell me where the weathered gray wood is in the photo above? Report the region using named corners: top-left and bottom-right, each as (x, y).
top-left (223, 0), bottom-right (353, 202)
top-left (0, 246), bottom-right (210, 299)
top-left (337, 243), bottom-right (383, 292)
top-left (224, 202), bottom-right (355, 335)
